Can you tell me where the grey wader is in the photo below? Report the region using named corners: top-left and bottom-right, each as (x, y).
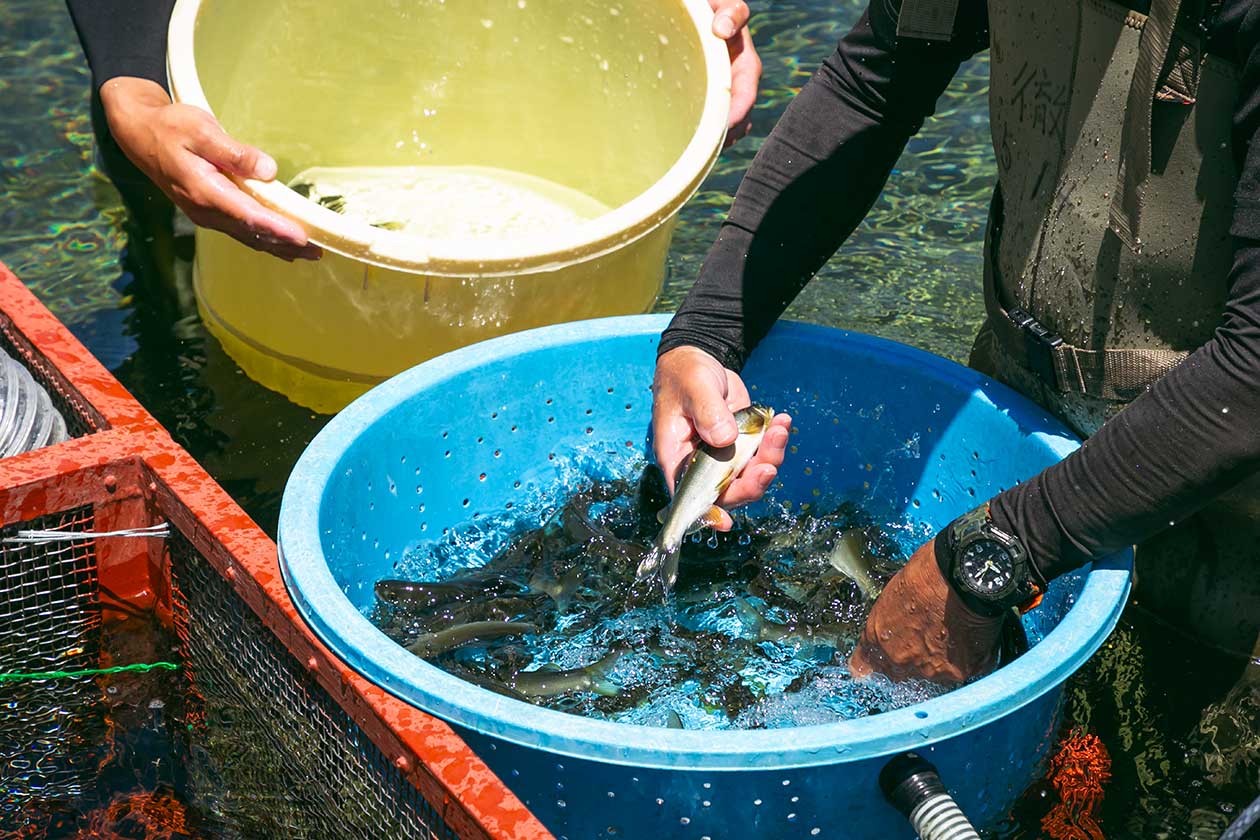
top-left (952, 0), bottom-right (1260, 669)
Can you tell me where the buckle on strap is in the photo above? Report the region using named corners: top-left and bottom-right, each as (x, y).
top-left (1006, 307), bottom-right (1064, 386)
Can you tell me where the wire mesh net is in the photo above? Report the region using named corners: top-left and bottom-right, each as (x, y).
top-left (169, 530), bottom-right (462, 840)
top-left (0, 512), bottom-right (466, 839)
top-left (0, 507), bottom-right (104, 832)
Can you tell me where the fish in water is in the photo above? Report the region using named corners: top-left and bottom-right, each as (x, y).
top-left (375, 575), bottom-right (529, 611)
top-left (825, 528), bottom-right (882, 602)
top-left (635, 405), bottom-right (775, 591)
top-left (508, 648), bottom-right (624, 698)
top-left (407, 620), bottom-right (536, 659)
top-left (733, 597), bottom-right (859, 649)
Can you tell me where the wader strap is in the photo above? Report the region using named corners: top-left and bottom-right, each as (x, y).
top-left (1108, 0), bottom-right (1184, 249)
top-left (983, 223), bottom-right (1188, 401)
top-left (897, 0), bottom-right (960, 42)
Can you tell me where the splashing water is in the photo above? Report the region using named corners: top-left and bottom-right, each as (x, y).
top-left (369, 460), bottom-right (952, 730)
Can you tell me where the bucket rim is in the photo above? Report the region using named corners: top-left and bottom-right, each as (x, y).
top-left (278, 316), bottom-right (1133, 771)
top-left (166, 0), bottom-right (732, 276)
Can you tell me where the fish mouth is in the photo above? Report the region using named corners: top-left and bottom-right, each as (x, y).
top-left (734, 404), bottom-right (775, 434)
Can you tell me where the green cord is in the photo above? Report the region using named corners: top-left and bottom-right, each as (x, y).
top-left (0, 662), bottom-right (180, 682)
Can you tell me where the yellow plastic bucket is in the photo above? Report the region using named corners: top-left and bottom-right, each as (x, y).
top-left (166, 0), bottom-right (731, 413)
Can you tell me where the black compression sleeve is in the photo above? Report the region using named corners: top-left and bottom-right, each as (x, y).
top-left (658, 1), bottom-right (989, 370)
top-left (66, 0), bottom-right (176, 91)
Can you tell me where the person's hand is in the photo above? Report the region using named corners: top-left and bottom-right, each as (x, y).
top-left (708, 0), bottom-right (761, 147)
top-left (652, 345), bottom-right (792, 529)
top-left (99, 77), bottom-right (321, 262)
top-left (848, 539), bottom-right (1005, 685)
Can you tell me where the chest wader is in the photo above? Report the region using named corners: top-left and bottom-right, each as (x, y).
top-left (955, 0), bottom-right (1260, 662)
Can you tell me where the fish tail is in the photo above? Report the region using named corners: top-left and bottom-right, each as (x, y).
top-left (586, 648), bottom-right (625, 697)
top-left (660, 543), bottom-right (682, 590)
top-left (634, 541), bottom-right (673, 582)
top-left (732, 597), bottom-right (765, 637)
top-left (588, 677), bottom-right (621, 697)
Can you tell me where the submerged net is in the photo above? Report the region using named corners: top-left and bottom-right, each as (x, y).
top-left (1, 512), bottom-right (468, 839)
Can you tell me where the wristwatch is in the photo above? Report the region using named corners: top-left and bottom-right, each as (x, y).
top-left (935, 505), bottom-right (1046, 618)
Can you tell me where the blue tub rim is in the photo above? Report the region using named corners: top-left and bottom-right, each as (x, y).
top-left (278, 314), bottom-right (1133, 771)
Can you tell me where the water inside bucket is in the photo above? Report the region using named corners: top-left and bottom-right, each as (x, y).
top-left (289, 165), bottom-right (611, 240)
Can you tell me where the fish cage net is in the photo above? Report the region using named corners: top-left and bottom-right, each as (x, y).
top-left (0, 508), bottom-right (103, 829)
top-left (0, 506), bottom-right (468, 839)
top-left (170, 531), bottom-right (462, 840)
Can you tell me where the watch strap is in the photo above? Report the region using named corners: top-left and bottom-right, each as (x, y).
top-left (936, 505), bottom-right (1045, 617)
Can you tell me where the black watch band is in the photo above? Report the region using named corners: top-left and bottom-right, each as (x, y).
top-left (935, 506), bottom-right (1046, 617)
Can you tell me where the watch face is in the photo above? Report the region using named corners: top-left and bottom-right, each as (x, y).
top-left (959, 541), bottom-right (1014, 596)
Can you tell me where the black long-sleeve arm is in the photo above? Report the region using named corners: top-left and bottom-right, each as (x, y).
top-left (66, 0), bottom-right (175, 91)
top-left (663, 0), bottom-right (1260, 584)
top-left (658, 1), bottom-right (990, 370)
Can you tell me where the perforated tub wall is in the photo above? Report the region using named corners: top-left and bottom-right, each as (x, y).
top-left (279, 315), bottom-right (1133, 839)
top-left (0, 262), bottom-right (547, 839)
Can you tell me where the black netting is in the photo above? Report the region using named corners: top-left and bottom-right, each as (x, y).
top-left (169, 532), bottom-right (464, 840)
top-left (0, 318), bottom-right (102, 438)
top-left (0, 507), bottom-right (104, 828)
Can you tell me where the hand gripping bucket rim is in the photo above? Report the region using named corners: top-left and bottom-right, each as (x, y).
top-left (165, 0), bottom-right (733, 276)
top-left (278, 315), bottom-right (1133, 772)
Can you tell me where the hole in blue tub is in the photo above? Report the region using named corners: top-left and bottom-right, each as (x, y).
top-left (915, 710), bottom-right (928, 719)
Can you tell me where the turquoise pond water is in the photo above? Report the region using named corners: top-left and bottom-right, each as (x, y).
top-left (1, 0), bottom-right (1257, 836)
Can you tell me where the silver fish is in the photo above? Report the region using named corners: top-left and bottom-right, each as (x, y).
top-left (407, 620), bottom-right (536, 659)
top-left (733, 597), bottom-right (857, 648)
top-left (508, 648), bottom-right (624, 698)
top-left (635, 405), bottom-right (775, 591)
top-left (826, 528), bottom-right (881, 601)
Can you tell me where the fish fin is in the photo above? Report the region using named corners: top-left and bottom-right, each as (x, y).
top-left (714, 467), bottom-right (737, 496)
top-left (734, 405), bottom-right (774, 433)
top-left (656, 505), bottom-right (670, 526)
top-left (665, 710), bottom-right (684, 729)
top-left (683, 506), bottom-right (725, 537)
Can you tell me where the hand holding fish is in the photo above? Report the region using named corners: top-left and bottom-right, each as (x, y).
top-left (847, 539), bottom-right (1004, 685)
top-left (651, 346), bottom-right (792, 530)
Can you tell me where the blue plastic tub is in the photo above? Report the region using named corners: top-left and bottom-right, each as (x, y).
top-left (278, 316), bottom-right (1132, 838)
